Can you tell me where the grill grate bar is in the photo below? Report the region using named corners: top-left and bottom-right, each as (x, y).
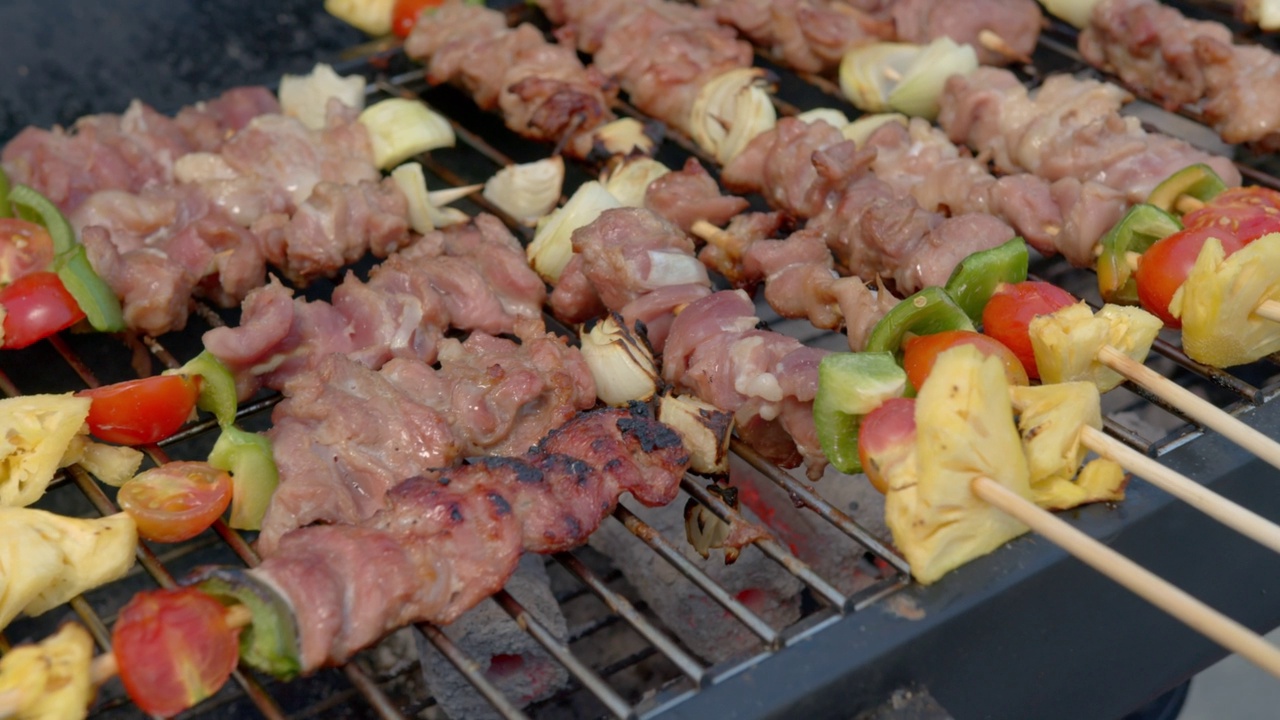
top-left (729, 440), bottom-right (911, 576)
top-left (491, 589), bottom-right (635, 719)
top-left (612, 505), bottom-right (782, 648)
top-left (416, 622), bottom-right (533, 720)
top-left (554, 551), bottom-right (709, 687)
top-left (680, 478), bottom-right (850, 612)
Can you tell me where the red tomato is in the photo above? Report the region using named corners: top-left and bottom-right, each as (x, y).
top-left (113, 588), bottom-right (241, 718)
top-left (78, 374), bottom-right (200, 445)
top-left (903, 330), bottom-right (1029, 391)
top-left (392, 0), bottom-right (443, 36)
top-left (0, 218), bottom-right (54, 285)
top-left (1203, 186), bottom-right (1280, 213)
top-left (980, 281), bottom-right (1076, 380)
top-left (858, 397), bottom-right (917, 494)
top-left (1135, 226), bottom-right (1248, 328)
top-left (118, 462), bottom-right (233, 542)
top-left (0, 271), bottom-right (85, 349)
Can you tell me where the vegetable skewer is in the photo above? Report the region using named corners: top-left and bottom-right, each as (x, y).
top-left (972, 475), bottom-right (1280, 681)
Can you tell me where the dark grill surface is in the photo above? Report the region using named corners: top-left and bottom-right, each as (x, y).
top-left (5, 1), bottom-right (1280, 719)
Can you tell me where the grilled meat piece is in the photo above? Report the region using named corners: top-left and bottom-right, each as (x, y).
top-left (644, 157), bottom-right (749, 234)
top-left (251, 406), bottom-right (690, 672)
top-left (204, 214), bottom-right (545, 399)
top-left (258, 329), bottom-right (596, 556)
top-left (405, 1), bottom-right (616, 156)
top-left (721, 117), bottom-right (856, 218)
top-left (697, 0), bottom-right (892, 75)
top-left (890, 0), bottom-right (1041, 66)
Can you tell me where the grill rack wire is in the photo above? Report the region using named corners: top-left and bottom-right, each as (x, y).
top-left (5, 0), bottom-right (1280, 717)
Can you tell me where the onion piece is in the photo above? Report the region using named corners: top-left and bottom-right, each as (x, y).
top-left (839, 38), bottom-right (978, 120)
top-left (279, 63), bottom-right (366, 130)
top-left (659, 394), bottom-right (732, 475)
top-left (600, 157), bottom-right (671, 208)
top-left (841, 113), bottom-right (909, 146)
top-left (689, 68), bottom-right (778, 165)
top-left (1039, 0), bottom-right (1104, 29)
top-left (482, 157), bottom-right (565, 226)
top-left (795, 108), bottom-right (851, 129)
top-left (1242, 0), bottom-right (1280, 30)
top-left (578, 314), bottom-right (660, 406)
top-left (527, 181), bottom-right (621, 283)
top-left (591, 118), bottom-right (660, 158)
top-left (359, 98), bottom-right (455, 170)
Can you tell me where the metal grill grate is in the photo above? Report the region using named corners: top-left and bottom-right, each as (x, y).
top-left (5, 1), bottom-right (1280, 718)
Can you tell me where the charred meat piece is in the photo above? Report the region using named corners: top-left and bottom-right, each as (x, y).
top-left (251, 406), bottom-right (691, 672)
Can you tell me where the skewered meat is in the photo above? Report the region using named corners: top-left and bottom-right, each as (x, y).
top-left (696, 0), bottom-right (893, 75)
top-left (251, 405), bottom-right (690, 671)
top-left (405, 1), bottom-right (616, 157)
top-left (537, 0), bottom-right (753, 135)
top-left (1, 87), bottom-right (278, 214)
top-left (663, 289), bottom-right (828, 478)
top-left (204, 214), bottom-right (545, 399)
top-left (889, 0), bottom-right (1041, 66)
top-left (644, 157), bottom-right (750, 233)
top-left (938, 68), bottom-right (1242, 198)
top-left (1080, 0), bottom-right (1280, 149)
top-left (258, 329), bottom-right (596, 556)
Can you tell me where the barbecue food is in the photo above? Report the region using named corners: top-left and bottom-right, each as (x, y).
top-left (250, 405), bottom-right (690, 671)
top-left (0, 623), bottom-right (95, 720)
top-left (257, 329), bottom-right (596, 556)
top-left (1172, 234), bottom-right (1280, 367)
top-left (0, 508), bottom-right (136, 630)
top-left (881, 345), bottom-right (1032, 585)
top-left (204, 214), bottom-right (546, 399)
top-left (1011, 383), bottom-right (1127, 511)
top-left (1028, 302), bottom-right (1163, 392)
top-left (1079, 0), bottom-right (1280, 149)
top-left (0, 395), bottom-right (90, 507)
top-left (937, 68), bottom-right (1242, 199)
top-left (404, 1), bottom-right (621, 158)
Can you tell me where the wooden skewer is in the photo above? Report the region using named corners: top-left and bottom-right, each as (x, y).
top-left (977, 29), bottom-right (1032, 65)
top-left (972, 476), bottom-right (1280, 681)
top-left (1079, 425), bottom-right (1280, 554)
top-left (1097, 345), bottom-right (1280, 471)
top-left (0, 605), bottom-right (253, 719)
top-left (1174, 194), bottom-right (1207, 214)
top-left (1256, 299), bottom-right (1280, 324)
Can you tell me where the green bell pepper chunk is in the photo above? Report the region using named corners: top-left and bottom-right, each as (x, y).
top-left (190, 567), bottom-right (302, 680)
top-left (864, 286), bottom-right (974, 357)
top-left (0, 167), bottom-right (10, 219)
top-left (173, 351), bottom-right (239, 428)
top-left (813, 352), bottom-right (908, 474)
top-left (1095, 203), bottom-right (1182, 305)
top-left (7, 184), bottom-right (125, 332)
top-left (943, 237), bottom-right (1028, 324)
top-left (1146, 164), bottom-right (1227, 216)
top-left (209, 425), bottom-right (280, 531)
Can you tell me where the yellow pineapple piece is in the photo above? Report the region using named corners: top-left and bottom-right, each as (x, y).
top-left (0, 623), bottom-right (95, 720)
top-left (0, 395), bottom-right (92, 507)
top-left (1010, 383), bottom-right (1127, 510)
top-left (885, 345), bottom-right (1032, 585)
top-left (1029, 302), bottom-right (1162, 392)
top-left (0, 508), bottom-right (137, 629)
top-left (1171, 233), bottom-right (1280, 368)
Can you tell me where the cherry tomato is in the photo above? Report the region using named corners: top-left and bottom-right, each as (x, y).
top-left (113, 588), bottom-right (241, 718)
top-left (903, 330), bottom-right (1029, 391)
top-left (118, 462), bottom-right (233, 542)
top-left (78, 374), bottom-right (200, 445)
top-left (980, 281), bottom-right (1076, 380)
top-left (0, 271), bottom-right (85, 349)
top-left (1202, 186), bottom-right (1280, 213)
top-left (392, 0), bottom-right (443, 36)
top-left (858, 397), bottom-right (916, 494)
top-left (0, 218), bottom-right (55, 286)
top-left (1135, 226), bottom-right (1247, 328)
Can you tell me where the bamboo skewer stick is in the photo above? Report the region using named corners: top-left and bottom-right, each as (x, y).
top-left (1079, 425), bottom-right (1280, 554)
top-left (1255, 299), bottom-right (1280, 324)
top-left (1097, 345), bottom-right (1280, 471)
top-left (972, 476), bottom-right (1280, 681)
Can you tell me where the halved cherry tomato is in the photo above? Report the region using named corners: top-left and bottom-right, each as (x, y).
top-left (0, 218), bottom-right (54, 286)
top-left (118, 461), bottom-right (233, 542)
top-left (903, 330), bottom-right (1029, 390)
top-left (980, 281), bottom-right (1076, 380)
top-left (392, 0), bottom-right (444, 36)
top-left (78, 374), bottom-right (200, 445)
top-left (113, 588), bottom-right (241, 718)
top-left (1197, 186), bottom-right (1280, 214)
top-left (0, 271), bottom-right (86, 349)
top-left (1135, 226), bottom-right (1246, 328)
top-left (858, 397), bottom-right (916, 494)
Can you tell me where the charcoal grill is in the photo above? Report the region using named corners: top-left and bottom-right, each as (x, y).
top-left (4, 1), bottom-right (1280, 718)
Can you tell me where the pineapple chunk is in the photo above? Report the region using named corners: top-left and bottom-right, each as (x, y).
top-left (885, 345), bottom-right (1032, 585)
top-left (59, 435), bottom-right (144, 488)
top-left (1171, 233), bottom-right (1280, 368)
top-left (324, 0), bottom-right (394, 36)
top-left (0, 623), bottom-right (95, 720)
top-left (1029, 302), bottom-right (1162, 392)
top-left (1010, 384), bottom-right (1127, 510)
top-left (0, 395), bottom-right (92, 507)
top-left (0, 508), bottom-right (137, 630)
